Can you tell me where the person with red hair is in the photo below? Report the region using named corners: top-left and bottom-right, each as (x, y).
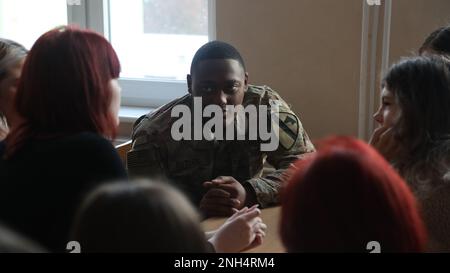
top-left (280, 136), bottom-right (427, 252)
top-left (0, 26), bottom-right (127, 251)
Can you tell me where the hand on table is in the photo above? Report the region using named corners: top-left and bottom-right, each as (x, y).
top-left (200, 176), bottom-right (247, 217)
top-left (208, 205), bottom-right (267, 253)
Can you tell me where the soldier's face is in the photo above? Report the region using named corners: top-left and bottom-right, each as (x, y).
top-left (188, 59), bottom-right (248, 112)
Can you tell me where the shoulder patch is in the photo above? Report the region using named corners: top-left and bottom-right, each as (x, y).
top-left (276, 112), bottom-right (299, 150)
top-left (134, 135), bottom-right (149, 147)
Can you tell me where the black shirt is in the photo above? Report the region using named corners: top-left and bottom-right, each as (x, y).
top-left (0, 132), bottom-right (127, 251)
top-left (0, 141), bottom-right (5, 155)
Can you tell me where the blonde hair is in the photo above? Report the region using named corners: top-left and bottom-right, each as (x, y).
top-left (0, 39), bottom-right (27, 131)
top-left (0, 38), bottom-right (27, 81)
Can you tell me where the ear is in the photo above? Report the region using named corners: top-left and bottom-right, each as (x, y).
top-left (187, 74), bottom-right (192, 94)
top-left (244, 72), bottom-right (249, 91)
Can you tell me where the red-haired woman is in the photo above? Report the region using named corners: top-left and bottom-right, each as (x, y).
top-left (0, 26), bottom-right (127, 251)
top-left (280, 136), bottom-right (427, 252)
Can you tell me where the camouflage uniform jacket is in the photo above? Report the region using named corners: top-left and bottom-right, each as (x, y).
top-left (127, 85), bottom-right (315, 207)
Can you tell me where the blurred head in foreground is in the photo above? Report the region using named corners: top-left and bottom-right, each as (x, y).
top-left (280, 136), bottom-right (427, 252)
top-left (71, 180), bottom-right (210, 253)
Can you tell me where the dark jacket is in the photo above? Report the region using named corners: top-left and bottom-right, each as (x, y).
top-left (0, 132), bottom-right (127, 251)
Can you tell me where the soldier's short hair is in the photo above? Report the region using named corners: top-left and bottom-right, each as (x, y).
top-left (190, 40), bottom-right (246, 74)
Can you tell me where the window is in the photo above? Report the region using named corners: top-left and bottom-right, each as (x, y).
top-left (107, 0), bottom-right (214, 107)
top-left (0, 0), bottom-right (216, 110)
top-left (0, 0), bottom-right (67, 50)
top-left (110, 0), bottom-right (208, 81)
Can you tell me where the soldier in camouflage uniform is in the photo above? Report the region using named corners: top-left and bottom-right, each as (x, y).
top-left (127, 41), bottom-right (315, 217)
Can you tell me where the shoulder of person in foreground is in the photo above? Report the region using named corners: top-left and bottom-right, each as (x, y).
top-left (64, 132), bottom-right (127, 181)
top-left (0, 223), bottom-right (48, 253)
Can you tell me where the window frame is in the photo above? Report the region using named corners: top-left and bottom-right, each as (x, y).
top-left (67, 0), bottom-right (216, 108)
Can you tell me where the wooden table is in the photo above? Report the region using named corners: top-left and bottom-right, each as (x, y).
top-left (202, 206), bottom-right (285, 253)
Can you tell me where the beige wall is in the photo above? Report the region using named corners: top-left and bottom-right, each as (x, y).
top-left (216, 0), bottom-right (450, 141)
top-left (368, 0), bottom-right (450, 135)
top-left (389, 0), bottom-right (450, 64)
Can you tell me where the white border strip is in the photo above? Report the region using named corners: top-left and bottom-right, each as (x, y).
top-left (208, 0), bottom-right (217, 41)
top-left (381, 0), bottom-right (392, 77)
top-left (358, 0), bottom-right (391, 139)
top-left (67, 0), bottom-right (87, 28)
top-left (358, 1), bottom-right (371, 139)
top-left (367, 6), bottom-right (380, 137)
